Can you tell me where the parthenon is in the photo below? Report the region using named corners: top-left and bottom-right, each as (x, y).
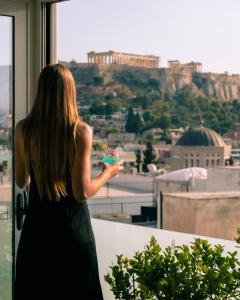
top-left (87, 50), bottom-right (159, 69)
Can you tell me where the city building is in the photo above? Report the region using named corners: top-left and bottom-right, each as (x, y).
top-left (171, 126), bottom-right (231, 170)
top-left (223, 123), bottom-right (240, 148)
top-left (143, 128), bottom-right (163, 140)
top-left (107, 133), bottom-right (136, 147)
top-left (156, 191), bottom-right (240, 240)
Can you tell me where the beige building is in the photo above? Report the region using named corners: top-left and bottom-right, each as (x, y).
top-left (107, 133), bottom-right (136, 147)
top-left (171, 127), bottom-right (231, 170)
top-left (87, 50), bottom-right (159, 69)
top-left (158, 192), bottom-right (240, 240)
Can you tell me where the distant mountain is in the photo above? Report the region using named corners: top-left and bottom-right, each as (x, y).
top-left (0, 65), bottom-right (11, 111)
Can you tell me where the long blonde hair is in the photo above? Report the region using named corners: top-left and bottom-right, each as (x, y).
top-left (22, 64), bottom-right (79, 201)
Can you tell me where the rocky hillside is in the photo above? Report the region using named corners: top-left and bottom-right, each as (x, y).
top-left (61, 61), bottom-right (240, 135)
top-left (64, 61), bottom-right (240, 102)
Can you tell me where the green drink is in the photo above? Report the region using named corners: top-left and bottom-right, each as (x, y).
top-left (102, 149), bottom-right (119, 164)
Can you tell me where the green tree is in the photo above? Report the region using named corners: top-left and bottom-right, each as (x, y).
top-left (143, 111), bottom-right (152, 122)
top-left (148, 78), bottom-right (160, 90)
top-left (134, 113), bottom-right (144, 134)
top-left (89, 100), bottom-right (105, 114)
top-left (92, 142), bottom-right (105, 151)
top-left (105, 102), bottom-right (120, 115)
top-left (157, 113), bottom-right (171, 130)
top-left (93, 75), bottom-right (104, 86)
top-left (142, 142), bottom-right (156, 172)
top-left (135, 150), bottom-right (142, 173)
top-left (106, 128), bottom-right (119, 134)
top-left (125, 107), bottom-right (135, 133)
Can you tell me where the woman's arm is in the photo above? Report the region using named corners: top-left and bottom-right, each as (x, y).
top-left (71, 122), bottom-right (122, 201)
top-left (15, 120), bottom-right (30, 188)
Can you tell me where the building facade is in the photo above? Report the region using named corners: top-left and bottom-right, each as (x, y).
top-left (171, 127), bottom-right (231, 170)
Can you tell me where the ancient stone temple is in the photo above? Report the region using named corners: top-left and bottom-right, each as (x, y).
top-left (168, 60), bottom-right (202, 72)
top-left (87, 50), bottom-right (159, 68)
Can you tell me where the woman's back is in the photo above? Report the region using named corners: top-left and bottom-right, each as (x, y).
top-left (16, 158), bottom-right (104, 300)
top-left (15, 64), bottom-right (122, 300)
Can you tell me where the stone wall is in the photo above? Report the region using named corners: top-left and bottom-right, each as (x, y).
top-left (161, 192), bottom-right (240, 240)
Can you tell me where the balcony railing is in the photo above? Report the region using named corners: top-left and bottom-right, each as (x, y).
top-left (91, 218), bottom-right (239, 300)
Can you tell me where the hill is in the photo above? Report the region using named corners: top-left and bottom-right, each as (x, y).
top-left (63, 61), bottom-right (240, 135)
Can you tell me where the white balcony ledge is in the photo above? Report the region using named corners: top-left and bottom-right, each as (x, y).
top-left (91, 218), bottom-right (239, 300)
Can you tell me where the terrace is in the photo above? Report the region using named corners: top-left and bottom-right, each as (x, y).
top-left (0, 0), bottom-right (240, 299)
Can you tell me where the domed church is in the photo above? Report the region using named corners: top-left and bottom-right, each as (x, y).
top-left (171, 126), bottom-right (231, 170)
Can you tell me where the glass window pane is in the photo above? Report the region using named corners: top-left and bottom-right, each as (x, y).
top-left (0, 15), bottom-right (13, 300)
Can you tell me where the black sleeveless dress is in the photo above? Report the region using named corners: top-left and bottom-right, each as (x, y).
top-left (15, 166), bottom-right (104, 300)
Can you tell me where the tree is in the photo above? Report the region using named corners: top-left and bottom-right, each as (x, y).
top-left (105, 102), bottom-right (120, 115)
top-left (142, 142), bottom-right (156, 172)
top-left (106, 128), bottom-right (119, 135)
top-left (148, 78), bottom-right (160, 90)
top-left (134, 113), bottom-right (144, 134)
top-left (92, 142), bottom-right (105, 151)
top-left (125, 107), bottom-right (135, 133)
top-left (89, 101), bottom-right (105, 115)
top-left (157, 113), bottom-right (171, 130)
top-left (143, 111), bottom-right (152, 122)
top-left (135, 150), bottom-right (142, 173)
top-left (93, 75), bottom-right (104, 86)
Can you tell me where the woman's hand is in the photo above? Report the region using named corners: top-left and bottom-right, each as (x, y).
top-left (101, 159), bottom-right (124, 178)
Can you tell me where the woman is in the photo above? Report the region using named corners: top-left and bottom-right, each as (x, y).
top-left (15, 64), bottom-right (122, 300)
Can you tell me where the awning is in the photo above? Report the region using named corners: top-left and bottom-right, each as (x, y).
top-left (154, 167), bottom-right (207, 184)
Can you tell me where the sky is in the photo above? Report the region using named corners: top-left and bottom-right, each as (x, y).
top-left (0, 16), bottom-right (12, 66)
top-left (58, 0), bottom-right (240, 74)
top-left (1, 1), bottom-right (240, 74)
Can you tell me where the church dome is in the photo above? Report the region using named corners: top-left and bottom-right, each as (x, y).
top-left (176, 127), bottom-right (226, 147)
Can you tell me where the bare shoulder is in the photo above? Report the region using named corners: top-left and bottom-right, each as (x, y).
top-left (76, 121), bottom-right (92, 141)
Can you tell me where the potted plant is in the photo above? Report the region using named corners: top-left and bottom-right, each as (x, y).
top-left (105, 236), bottom-right (240, 300)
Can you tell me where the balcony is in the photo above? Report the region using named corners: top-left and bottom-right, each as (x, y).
top-left (92, 218), bottom-right (239, 300)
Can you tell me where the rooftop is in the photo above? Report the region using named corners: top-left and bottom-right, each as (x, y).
top-left (164, 191), bottom-right (240, 199)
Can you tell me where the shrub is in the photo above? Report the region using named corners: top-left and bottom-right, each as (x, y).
top-left (105, 236), bottom-right (240, 300)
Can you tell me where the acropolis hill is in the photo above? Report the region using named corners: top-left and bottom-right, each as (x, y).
top-left (64, 51), bottom-right (240, 101)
